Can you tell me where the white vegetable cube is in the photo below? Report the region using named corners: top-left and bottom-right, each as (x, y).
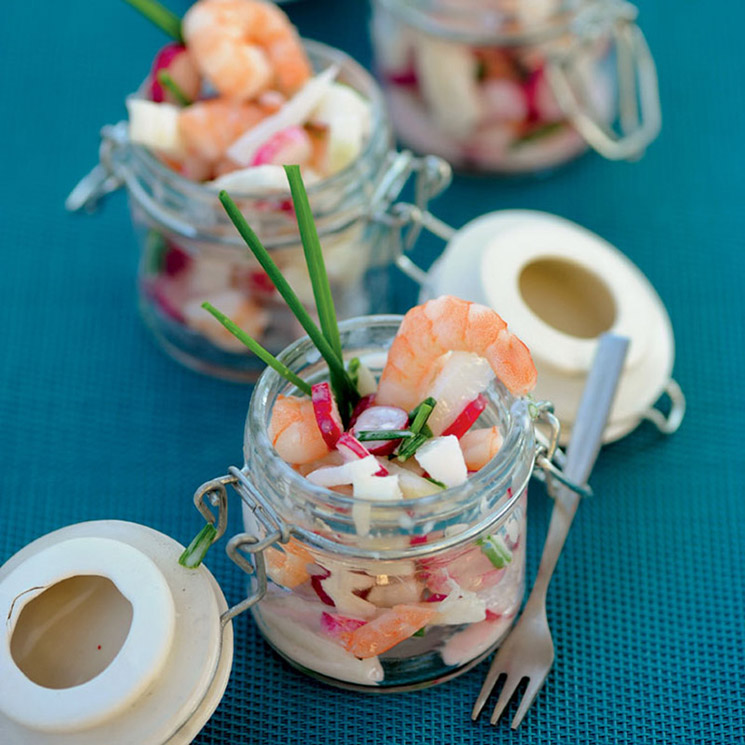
top-left (307, 455), bottom-right (380, 487)
top-left (127, 99), bottom-right (184, 157)
top-left (415, 436), bottom-right (468, 488)
top-left (352, 473), bottom-right (402, 501)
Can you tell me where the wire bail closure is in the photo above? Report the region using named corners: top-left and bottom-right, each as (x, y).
top-left (189, 466), bottom-right (291, 626)
top-left (531, 401), bottom-right (594, 500)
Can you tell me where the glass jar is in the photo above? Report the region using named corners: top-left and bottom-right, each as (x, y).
top-left (370, 0), bottom-right (661, 173)
top-left (68, 41), bottom-right (452, 382)
top-left (193, 316), bottom-right (541, 691)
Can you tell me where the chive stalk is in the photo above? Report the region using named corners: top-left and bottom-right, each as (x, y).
top-left (477, 535), bottom-right (512, 569)
top-left (409, 397), bottom-right (436, 434)
top-left (356, 430), bottom-right (416, 441)
top-left (122, 0), bottom-right (183, 41)
top-left (218, 190), bottom-right (358, 415)
top-left (202, 303), bottom-right (312, 395)
top-left (179, 522), bottom-right (217, 569)
top-left (157, 70), bottom-right (192, 106)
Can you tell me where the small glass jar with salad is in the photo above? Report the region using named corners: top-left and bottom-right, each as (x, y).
top-left (178, 172), bottom-right (564, 691)
top-left (68, 0), bottom-right (451, 381)
top-left (370, 0), bottom-right (661, 173)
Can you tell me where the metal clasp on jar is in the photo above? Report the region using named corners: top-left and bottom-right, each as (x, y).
top-left (545, 0), bottom-right (661, 160)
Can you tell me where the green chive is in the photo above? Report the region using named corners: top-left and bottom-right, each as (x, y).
top-left (123, 0), bottom-right (183, 41)
top-left (356, 430), bottom-right (416, 442)
top-left (410, 397), bottom-right (436, 435)
top-left (423, 475), bottom-right (446, 489)
top-left (347, 357), bottom-right (361, 388)
top-left (218, 190), bottom-right (358, 414)
top-left (179, 522), bottom-right (217, 569)
top-left (202, 303), bottom-right (312, 395)
top-left (144, 230), bottom-right (167, 274)
top-left (510, 122), bottom-right (565, 149)
top-left (477, 535), bottom-right (512, 569)
top-left (396, 432), bottom-right (430, 462)
top-left (284, 165), bottom-right (342, 361)
top-left (412, 627), bottom-right (426, 637)
top-left (157, 70), bottom-right (191, 106)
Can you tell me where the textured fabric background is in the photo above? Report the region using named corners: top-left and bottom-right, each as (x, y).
top-left (0, 1), bottom-right (743, 743)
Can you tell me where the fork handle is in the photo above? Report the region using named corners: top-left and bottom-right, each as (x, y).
top-left (526, 334), bottom-right (629, 608)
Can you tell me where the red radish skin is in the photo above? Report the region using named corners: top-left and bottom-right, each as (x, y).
top-left (336, 434), bottom-right (388, 476)
top-left (149, 43), bottom-right (188, 103)
top-left (349, 394), bottom-right (376, 429)
top-left (163, 243), bottom-right (191, 277)
top-left (351, 405), bottom-right (408, 455)
top-left (442, 395), bottom-right (487, 439)
top-left (320, 612), bottom-right (367, 644)
top-left (311, 574), bottom-right (335, 607)
top-left (311, 382), bottom-right (344, 447)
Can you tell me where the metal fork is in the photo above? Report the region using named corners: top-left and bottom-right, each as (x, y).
top-left (472, 333), bottom-right (630, 729)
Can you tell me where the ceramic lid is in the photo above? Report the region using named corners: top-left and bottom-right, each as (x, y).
top-left (0, 520), bottom-right (233, 745)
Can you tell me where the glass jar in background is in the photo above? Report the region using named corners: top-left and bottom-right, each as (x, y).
top-left (370, 0), bottom-right (661, 173)
top-left (68, 41), bottom-right (447, 382)
top-left (195, 316), bottom-right (539, 691)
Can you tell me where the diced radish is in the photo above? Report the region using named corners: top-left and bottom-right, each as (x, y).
top-left (162, 242), bottom-right (191, 277)
top-left (383, 460), bottom-right (443, 499)
top-left (352, 473), bottom-right (402, 500)
top-left (127, 99), bottom-right (184, 157)
top-left (425, 593), bottom-right (447, 603)
top-left (311, 575), bottom-right (336, 606)
top-left (312, 382), bottom-right (344, 447)
top-left (227, 66), bottom-right (339, 166)
top-left (251, 125), bottom-right (313, 167)
top-left (306, 455), bottom-right (379, 487)
top-left (425, 352), bottom-right (494, 435)
top-left (415, 436), bottom-right (467, 488)
top-left (441, 394), bottom-right (487, 439)
top-left (336, 433), bottom-right (388, 476)
top-left (348, 394), bottom-right (375, 429)
top-left (351, 405), bottom-right (408, 455)
top-left (149, 43), bottom-right (200, 104)
top-left (150, 44), bottom-right (186, 102)
top-left (346, 604), bottom-right (436, 658)
top-left (210, 164), bottom-right (292, 193)
top-left (386, 69), bottom-right (418, 86)
top-left (429, 586), bottom-right (486, 625)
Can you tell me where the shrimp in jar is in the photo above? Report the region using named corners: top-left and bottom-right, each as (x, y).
top-left (179, 98), bottom-right (268, 165)
top-left (183, 0), bottom-right (312, 102)
top-left (376, 295), bottom-right (537, 411)
top-left (269, 395), bottom-right (330, 465)
top-left (460, 426), bottom-right (503, 471)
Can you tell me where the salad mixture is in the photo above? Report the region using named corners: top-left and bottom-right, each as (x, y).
top-left (249, 295), bottom-right (537, 686)
top-left (371, 1), bottom-right (614, 172)
top-left (122, 0), bottom-right (376, 363)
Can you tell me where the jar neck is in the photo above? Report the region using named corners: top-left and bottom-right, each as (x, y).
top-left (113, 39), bottom-right (392, 250)
top-left (244, 316), bottom-right (536, 560)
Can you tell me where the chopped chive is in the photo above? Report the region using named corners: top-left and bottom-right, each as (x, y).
top-left (123, 0), bottom-right (183, 41)
top-left (284, 165), bottom-right (342, 361)
top-left (510, 121), bottom-right (565, 149)
top-left (218, 190), bottom-right (358, 414)
top-left (347, 357), bottom-right (361, 388)
top-left (412, 627), bottom-right (426, 637)
top-left (410, 397), bottom-right (436, 435)
top-left (179, 522), bottom-right (217, 569)
top-left (423, 475), bottom-right (446, 489)
top-left (202, 303), bottom-right (312, 395)
top-left (144, 230), bottom-right (167, 274)
top-left (157, 70), bottom-right (192, 106)
top-left (396, 432), bottom-right (430, 462)
top-left (356, 429), bottom-right (416, 441)
top-left (477, 535), bottom-right (512, 569)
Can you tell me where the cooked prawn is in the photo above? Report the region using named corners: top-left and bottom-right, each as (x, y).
top-left (179, 98), bottom-right (268, 164)
top-left (183, 0), bottom-right (312, 101)
top-left (268, 395), bottom-right (330, 465)
top-left (460, 426), bottom-right (503, 472)
top-left (376, 296), bottom-right (537, 411)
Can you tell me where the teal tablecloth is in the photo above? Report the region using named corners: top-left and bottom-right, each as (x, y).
top-left (1, 1), bottom-right (743, 743)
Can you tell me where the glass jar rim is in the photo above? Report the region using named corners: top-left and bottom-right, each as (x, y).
top-left (374, 0), bottom-right (602, 46)
top-left (122, 38), bottom-right (389, 239)
top-left (245, 315), bottom-right (536, 558)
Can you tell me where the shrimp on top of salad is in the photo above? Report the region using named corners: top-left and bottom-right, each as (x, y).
top-left (126, 0), bottom-right (373, 187)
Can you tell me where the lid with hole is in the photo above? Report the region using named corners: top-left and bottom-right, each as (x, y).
top-left (0, 520), bottom-right (234, 745)
top-left (422, 210), bottom-right (683, 443)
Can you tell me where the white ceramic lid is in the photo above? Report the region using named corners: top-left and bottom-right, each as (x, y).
top-left (423, 210), bottom-right (676, 443)
top-left (0, 521), bottom-right (233, 745)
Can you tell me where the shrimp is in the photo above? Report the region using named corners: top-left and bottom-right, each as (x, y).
top-left (268, 395), bottom-right (330, 465)
top-left (376, 296), bottom-right (537, 411)
top-left (460, 426), bottom-right (503, 472)
top-left (179, 98), bottom-right (267, 164)
top-left (182, 0), bottom-right (312, 101)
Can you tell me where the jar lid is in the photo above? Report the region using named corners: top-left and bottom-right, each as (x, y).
top-left (0, 521), bottom-right (233, 745)
top-left (422, 210), bottom-right (676, 443)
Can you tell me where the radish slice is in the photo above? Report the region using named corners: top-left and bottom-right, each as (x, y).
top-left (251, 125), bottom-right (313, 167)
top-left (312, 382), bottom-right (343, 447)
top-left (320, 612), bottom-right (367, 639)
top-left (336, 433), bottom-right (388, 476)
top-left (441, 394), bottom-right (487, 438)
top-left (227, 66), bottom-right (339, 166)
top-left (349, 394), bottom-right (375, 429)
top-left (351, 405), bottom-right (408, 455)
top-left (150, 43), bottom-right (187, 102)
